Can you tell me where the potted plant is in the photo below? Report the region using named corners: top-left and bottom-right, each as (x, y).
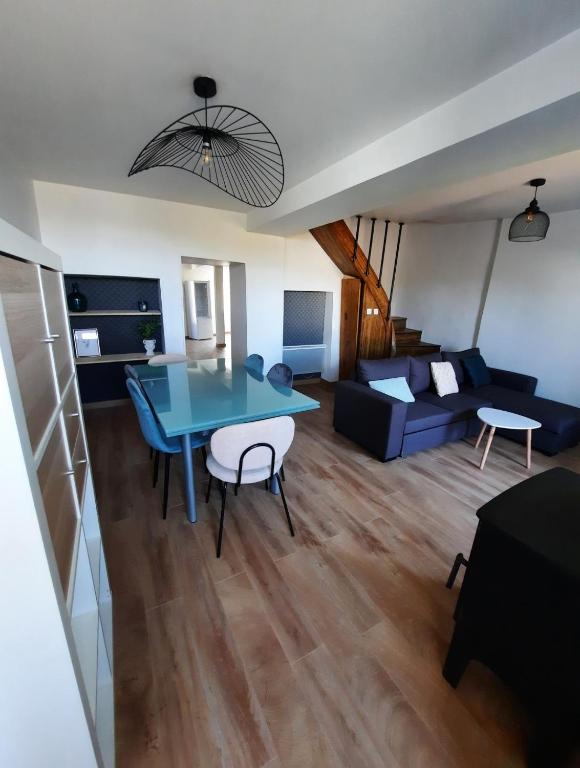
top-left (138, 319), bottom-right (160, 356)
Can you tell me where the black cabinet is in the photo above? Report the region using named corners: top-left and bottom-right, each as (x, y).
top-left (444, 467), bottom-right (580, 767)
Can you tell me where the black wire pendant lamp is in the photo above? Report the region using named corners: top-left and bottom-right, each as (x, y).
top-left (508, 178), bottom-right (550, 242)
top-left (129, 76), bottom-right (284, 208)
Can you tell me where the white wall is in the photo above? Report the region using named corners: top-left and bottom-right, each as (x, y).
top-left (34, 182), bottom-right (341, 379)
top-left (282, 232), bottom-right (343, 381)
top-left (0, 155), bottom-right (40, 239)
top-left (389, 211), bottom-right (580, 407)
top-left (478, 212), bottom-right (580, 406)
top-left (394, 220), bottom-right (499, 350)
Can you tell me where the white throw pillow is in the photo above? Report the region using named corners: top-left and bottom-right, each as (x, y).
top-left (430, 361), bottom-right (459, 397)
top-left (368, 376), bottom-right (415, 403)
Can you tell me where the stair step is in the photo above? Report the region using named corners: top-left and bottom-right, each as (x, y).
top-left (391, 316), bottom-right (407, 331)
top-left (394, 341), bottom-right (441, 357)
top-left (395, 327), bottom-right (422, 343)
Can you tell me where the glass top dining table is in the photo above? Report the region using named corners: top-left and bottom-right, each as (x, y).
top-left (134, 358), bottom-right (320, 522)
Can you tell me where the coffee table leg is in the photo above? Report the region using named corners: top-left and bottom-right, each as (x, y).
top-left (479, 426), bottom-right (496, 470)
top-left (474, 421), bottom-right (487, 449)
top-left (526, 428), bottom-right (532, 469)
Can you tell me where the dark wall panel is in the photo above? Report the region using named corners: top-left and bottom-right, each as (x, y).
top-left (283, 291), bottom-right (326, 346)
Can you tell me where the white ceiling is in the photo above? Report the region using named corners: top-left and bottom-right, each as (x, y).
top-left (366, 151), bottom-right (580, 223)
top-left (1, 0), bottom-right (580, 214)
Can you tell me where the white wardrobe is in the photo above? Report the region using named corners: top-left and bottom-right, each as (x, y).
top-left (0, 219), bottom-right (114, 767)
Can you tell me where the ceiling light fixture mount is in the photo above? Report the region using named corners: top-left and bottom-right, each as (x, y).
top-left (508, 178), bottom-right (550, 242)
top-left (129, 76), bottom-right (284, 208)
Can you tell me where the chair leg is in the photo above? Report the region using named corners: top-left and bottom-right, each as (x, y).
top-left (276, 473), bottom-right (294, 537)
top-left (280, 464), bottom-right (286, 482)
top-left (446, 553), bottom-right (468, 589)
top-left (201, 444), bottom-right (208, 474)
top-left (162, 453), bottom-right (171, 519)
top-left (264, 479), bottom-right (269, 491)
top-left (205, 474), bottom-right (213, 503)
top-left (149, 446), bottom-right (153, 460)
top-left (153, 450), bottom-right (160, 488)
top-left (216, 482), bottom-right (228, 558)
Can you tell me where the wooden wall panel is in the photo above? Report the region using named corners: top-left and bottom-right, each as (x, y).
top-left (339, 278), bottom-right (361, 379)
top-left (358, 285), bottom-right (391, 360)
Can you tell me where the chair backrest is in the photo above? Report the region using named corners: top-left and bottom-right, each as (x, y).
top-left (267, 362), bottom-right (293, 388)
top-left (148, 353), bottom-right (188, 366)
top-left (210, 416), bottom-right (295, 473)
top-left (126, 378), bottom-right (173, 453)
top-left (124, 364), bottom-right (139, 381)
top-left (244, 353), bottom-right (264, 375)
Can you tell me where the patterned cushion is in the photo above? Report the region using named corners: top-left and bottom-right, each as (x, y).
top-left (430, 361), bottom-right (459, 397)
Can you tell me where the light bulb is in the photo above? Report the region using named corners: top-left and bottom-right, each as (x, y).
top-left (526, 211), bottom-right (535, 222)
top-left (201, 134), bottom-right (212, 165)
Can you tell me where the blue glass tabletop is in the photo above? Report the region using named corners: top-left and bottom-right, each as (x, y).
top-left (134, 358), bottom-right (320, 437)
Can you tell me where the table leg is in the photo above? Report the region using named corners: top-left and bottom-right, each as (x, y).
top-left (526, 428), bottom-right (532, 469)
top-left (479, 426), bottom-right (496, 470)
top-left (181, 433), bottom-right (197, 523)
top-left (474, 421), bottom-right (487, 449)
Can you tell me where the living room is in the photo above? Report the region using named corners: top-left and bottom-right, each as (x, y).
top-left (2, 3), bottom-right (580, 768)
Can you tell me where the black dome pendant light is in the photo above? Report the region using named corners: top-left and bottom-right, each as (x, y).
top-left (129, 76), bottom-right (284, 208)
top-left (508, 178), bottom-right (550, 242)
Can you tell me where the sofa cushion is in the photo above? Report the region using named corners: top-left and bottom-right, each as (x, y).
top-left (416, 390), bottom-right (492, 419)
top-left (469, 385), bottom-right (580, 436)
top-left (369, 376), bottom-right (415, 402)
top-left (462, 353), bottom-right (492, 388)
top-left (442, 347), bottom-right (480, 387)
top-left (357, 356), bottom-right (410, 386)
top-left (409, 352), bottom-right (442, 394)
top-left (403, 400), bottom-right (456, 435)
top-left (431, 361), bottom-right (459, 397)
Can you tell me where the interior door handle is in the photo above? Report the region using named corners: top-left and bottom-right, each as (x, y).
top-left (50, 333), bottom-right (60, 339)
top-left (63, 469), bottom-right (75, 476)
top-left (41, 337), bottom-right (55, 344)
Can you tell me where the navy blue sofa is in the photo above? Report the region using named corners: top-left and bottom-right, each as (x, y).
top-left (334, 349), bottom-right (580, 461)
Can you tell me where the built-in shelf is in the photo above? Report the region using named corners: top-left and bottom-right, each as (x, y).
top-left (75, 353), bottom-right (151, 366)
top-left (68, 310), bottom-right (161, 317)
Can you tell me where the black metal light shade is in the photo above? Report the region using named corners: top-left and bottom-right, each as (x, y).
top-left (129, 76), bottom-right (284, 208)
top-left (508, 178), bottom-right (550, 242)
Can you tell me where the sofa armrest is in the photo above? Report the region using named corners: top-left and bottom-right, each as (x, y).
top-left (333, 380), bottom-right (408, 461)
top-left (488, 367), bottom-right (538, 394)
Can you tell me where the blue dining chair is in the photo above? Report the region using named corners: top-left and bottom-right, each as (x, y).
top-left (126, 378), bottom-right (210, 519)
top-left (267, 363), bottom-right (294, 388)
top-left (125, 364), bottom-right (155, 459)
top-left (244, 354), bottom-right (264, 376)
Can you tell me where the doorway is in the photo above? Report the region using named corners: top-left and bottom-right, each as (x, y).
top-left (181, 257), bottom-right (246, 363)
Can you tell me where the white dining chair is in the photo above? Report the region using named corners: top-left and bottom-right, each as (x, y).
top-left (205, 415), bottom-right (295, 557)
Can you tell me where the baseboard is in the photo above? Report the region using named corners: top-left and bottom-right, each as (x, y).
top-left (83, 398), bottom-right (130, 410)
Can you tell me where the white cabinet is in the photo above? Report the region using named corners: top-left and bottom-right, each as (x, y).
top-left (0, 247), bottom-right (114, 767)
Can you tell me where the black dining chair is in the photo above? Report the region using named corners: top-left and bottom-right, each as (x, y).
top-left (267, 362), bottom-right (293, 388)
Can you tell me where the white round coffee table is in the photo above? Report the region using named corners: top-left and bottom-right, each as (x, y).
top-left (475, 407), bottom-right (541, 470)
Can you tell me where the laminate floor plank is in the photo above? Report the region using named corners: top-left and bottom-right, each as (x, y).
top-left (82, 382), bottom-right (577, 767)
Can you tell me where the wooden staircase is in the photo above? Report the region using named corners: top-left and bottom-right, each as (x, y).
top-left (392, 316), bottom-right (440, 357)
top-left (310, 220), bottom-right (440, 377)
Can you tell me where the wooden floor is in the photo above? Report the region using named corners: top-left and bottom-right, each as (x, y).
top-left (86, 383), bottom-right (580, 768)
top-left (185, 333), bottom-right (230, 361)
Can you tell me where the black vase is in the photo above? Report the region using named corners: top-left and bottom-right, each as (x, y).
top-left (67, 283), bottom-right (87, 312)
